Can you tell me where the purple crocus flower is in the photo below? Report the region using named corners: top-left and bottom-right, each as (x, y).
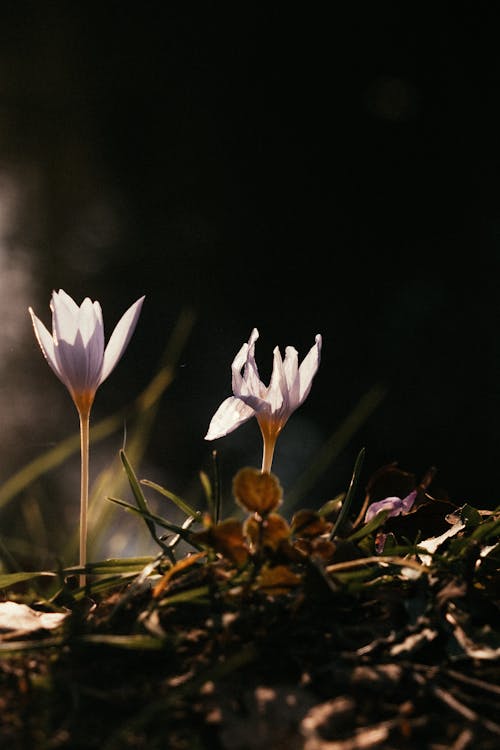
top-left (365, 489), bottom-right (418, 523)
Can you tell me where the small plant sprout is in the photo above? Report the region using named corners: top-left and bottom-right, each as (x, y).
top-left (29, 290), bottom-right (145, 586)
top-left (205, 328), bottom-right (322, 473)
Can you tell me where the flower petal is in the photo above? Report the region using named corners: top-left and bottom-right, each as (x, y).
top-left (52, 296), bottom-right (92, 394)
top-left (364, 490), bottom-right (417, 523)
top-left (282, 345), bottom-right (300, 406)
top-left (205, 328), bottom-right (322, 466)
top-left (51, 290), bottom-right (79, 345)
top-left (297, 334), bottom-right (322, 404)
top-left (205, 396), bottom-right (256, 440)
top-left (100, 296), bottom-right (145, 384)
top-left (73, 298), bottom-right (105, 391)
top-left (231, 328), bottom-right (259, 395)
top-left (54, 335), bottom-right (91, 395)
top-left (268, 345), bottom-right (288, 414)
top-left (29, 308), bottom-right (63, 380)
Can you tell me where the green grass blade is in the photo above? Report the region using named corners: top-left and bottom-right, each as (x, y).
top-left (78, 634), bottom-right (165, 650)
top-left (119, 450), bottom-right (176, 556)
top-left (347, 509), bottom-right (390, 542)
top-left (329, 447), bottom-right (366, 540)
top-left (0, 571), bottom-right (57, 589)
top-left (63, 557), bottom-right (156, 576)
top-left (211, 450), bottom-right (221, 524)
top-left (106, 496), bottom-right (199, 545)
top-left (140, 479), bottom-right (202, 520)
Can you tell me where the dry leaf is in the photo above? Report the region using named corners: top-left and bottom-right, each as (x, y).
top-left (0, 601), bottom-right (67, 638)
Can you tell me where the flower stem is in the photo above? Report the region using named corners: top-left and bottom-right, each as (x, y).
top-left (260, 431), bottom-right (278, 474)
top-left (78, 408), bottom-right (90, 588)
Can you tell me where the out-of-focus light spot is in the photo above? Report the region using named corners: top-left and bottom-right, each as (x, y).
top-left (0, 171), bottom-right (34, 358)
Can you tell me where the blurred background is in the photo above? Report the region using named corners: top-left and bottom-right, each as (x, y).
top-left (0, 4), bottom-right (499, 567)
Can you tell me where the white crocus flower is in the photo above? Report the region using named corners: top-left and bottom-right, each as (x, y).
top-left (206, 328), bottom-right (322, 473)
top-left (29, 289), bottom-right (145, 586)
top-left (29, 289), bottom-right (144, 416)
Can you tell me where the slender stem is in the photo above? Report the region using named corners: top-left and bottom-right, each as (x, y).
top-left (260, 429), bottom-right (278, 474)
top-left (78, 408), bottom-right (90, 588)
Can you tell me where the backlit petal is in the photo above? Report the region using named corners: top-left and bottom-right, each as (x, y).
top-left (282, 346), bottom-right (300, 407)
top-left (231, 328), bottom-right (259, 395)
top-left (51, 290), bottom-right (79, 344)
top-left (205, 327), bottom-right (322, 475)
top-left (100, 296), bottom-right (145, 384)
top-left (77, 298), bottom-right (105, 389)
top-left (29, 308), bottom-right (62, 380)
top-left (54, 334), bottom-right (92, 395)
top-left (268, 346), bottom-right (288, 414)
top-left (205, 396), bottom-right (256, 440)
top-left (297, 334), bottom-right (322, 404)
top-left (30, 290), bottom-right (143, 412)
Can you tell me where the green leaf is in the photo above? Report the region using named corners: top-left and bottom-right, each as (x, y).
top-left (155, 585), bottom-right (211, 606)
top-left (459, 504), bottom-right (483, 528)
top-left (470, 515), bottom-right (500, 544)
top-left (318, 493), bottom-right (345, 517)
top-left (119, 450), bottom-right (177, 558)
top-left (329, 447), bottom-right (366, 540)
top-left (107, 496), bottom-right (199, 544)
top-left (64, 557), bottom-right (157, 576)
top-left (140, 479), bottom-right (202, 520)
top-left (0, 571), bottom-right (57, 589)
top-left (199, 470), bottom-right (213, 518)
top-left (78, 634), bottom-right (165, 650)
top-left (347, 509), bottom-right (390, 542)
top-left (70, 573), bottom-right (141, 599)
top-left (0, 636), bottom-right (63, 654)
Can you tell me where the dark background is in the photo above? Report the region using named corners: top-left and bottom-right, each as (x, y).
top-left (1, 4), bottom-right (499, 561)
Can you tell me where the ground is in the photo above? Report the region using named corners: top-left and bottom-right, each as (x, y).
top-left (1, 464), bottom-right (499, 749)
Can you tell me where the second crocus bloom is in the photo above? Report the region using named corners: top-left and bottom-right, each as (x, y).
top-left (205, 328), bottom-right (322, 473)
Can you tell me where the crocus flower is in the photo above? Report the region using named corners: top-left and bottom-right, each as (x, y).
top-left (29, 289), bottom-right (144, 586)
top-left (364, 489), bottom-right (417, 523)
top-left (29, 289), bottom-right (145, 417)
top-left (205, 328), bottom-right (322, 473)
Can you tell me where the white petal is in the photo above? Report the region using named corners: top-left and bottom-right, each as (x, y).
top-left (267, 346), bottom-right (287, 414)
top-left (51, 290), bottom-right (79, 344)
top-left (247, 327), bottom-right (259, 352)
top-left (283, 345), bottom-right (299, 386)
top-left (237, 391), bottom-right (273, 416)
top-left (100, 296), bottom-right (145, 384)
top-left (297, 334), bottom-right (322, 404)
top-left (29, 308), bottom-right (63, 381)
top-left (231, 342), bottom-right (251, 394)
top-left (77, 298), bottom-right (105, 388)
top-left (54, 289), bottom-right (80, 315)
top-left (77, 298), bottom-right (100, 347)
top-left (52, 296), bottom-right (92, 393)
top-left (231, 328), bottom-right (259, 394)
top-left (54, 335), bottom-right (92, 394)
top-left (205, 396), bottom-right (255, 440)
top-left (242, 350), bottom-right (265, 398)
